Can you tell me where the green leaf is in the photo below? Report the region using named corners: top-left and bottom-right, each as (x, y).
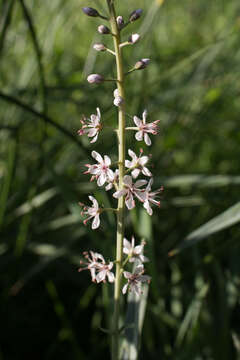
top-left (169, 201), bottom-right (240, 256)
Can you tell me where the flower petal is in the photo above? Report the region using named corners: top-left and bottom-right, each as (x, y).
top-left (91, 151), bottom-right (103, 163)
top-left (135, 131), bottom-right (143, 142)
top-left (92, 214), bottom-right (100, 229)
top-left (133, 116), bottom-right (142, 127)
top-left (144, 133), bottom-right (151, 146)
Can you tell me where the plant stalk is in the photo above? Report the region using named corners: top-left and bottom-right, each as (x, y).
top-left (107, 1), bottom-right (126, 359)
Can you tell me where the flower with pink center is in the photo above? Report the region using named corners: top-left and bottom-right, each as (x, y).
top-left (143, 178), bottom-right (164, 215)
top-left (79, 195), bottom-right (101, 229)
top-left (113, 175), bottom-right (147, 210)
top-left (78, 251), bottom-right (114, 283)
top-left (84, 151), bottom-right (114, 187)
top-left (122, 264), bottom-right (151, 296)
top-left (77, 108), bottom-right (102, 143)
top-left (123, 236), bottom-right (149, 263)
top-left (125, 148), bottom-right (152, 178)
top-left (133, 110), bottom-right (160, 146)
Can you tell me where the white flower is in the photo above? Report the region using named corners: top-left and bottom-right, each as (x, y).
top-left (79, 195), bottom-right (101, 229)
top-left (123, 236), bottom-right (149, 263)
top-left (79, 251), bottom-right (114, 283)
top-left (128, 33), bottom-right (140, 44)
top-left (85, 151), bottom-right (114, 187)
top-left (133, 110), bottom-right (160, 146)
top-left (78, 108), bottom-right (102, 143)
top-left (113, 175), bottom-right (147, 210)
top-left (143, 178), bottom-right (163, 215)
top-left (125, 149), bottom-right (152, 178)
top-left (122, 264), bottom-right (151, 296)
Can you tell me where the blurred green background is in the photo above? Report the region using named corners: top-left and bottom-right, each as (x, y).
top-left (1, 0), bottom-right (240, 359)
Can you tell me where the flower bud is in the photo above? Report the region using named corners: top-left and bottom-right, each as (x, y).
top-left (129, 9), bottom-right (143, 22)
top-left (82, 7), bottom-right (100, 17)
top-left (87, 74), bottom-right (104, 84)
top-left (113, 88), bottom-right (119, 98)
top-left (116, 16), bottom-right (124, 29)
top-left (114, 96), bottom-right (124, 107)
top-left (98, 25), bottom-right (110, 34)
top-left (93, 43), bottom-right (106, 52)
top-left (134, 58), bottom-right (150, 70)
top-left (128, 33), bottom-right (140, 44)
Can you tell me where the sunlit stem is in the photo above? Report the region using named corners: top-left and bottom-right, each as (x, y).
top-left (106, 0), bottom-right (126, 359)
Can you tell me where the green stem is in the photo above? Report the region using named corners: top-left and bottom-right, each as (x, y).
top-left (106, 1), bottom-right (126, 359)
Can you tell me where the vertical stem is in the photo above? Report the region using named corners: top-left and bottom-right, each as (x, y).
top-left (107, 1), bottom-right (125, 359)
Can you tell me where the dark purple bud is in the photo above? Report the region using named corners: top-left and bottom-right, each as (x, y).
top-left (93, 43), bottom-right (106, 52)
top-left (87, 74), bottom-right (104, 84)
top-left (82, 7), bottom-right (100, 17)
top-left (129, 9), bottom-right (143, 22)
top-left (134, 58), bottom-right (150, 70)
top-left (98, 25), bottom-right (110, 34)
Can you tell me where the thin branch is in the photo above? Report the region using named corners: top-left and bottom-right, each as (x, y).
top-left (0, 90), bottom-right (84, 150)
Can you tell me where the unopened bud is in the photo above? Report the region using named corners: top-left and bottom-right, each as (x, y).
top-left (116, 16), bottom-right (124, 29)
top-left (113, 96), bottom-right (124, 107)
top-left (113, 88), bottom-right (119, 98)
top-left (82, 7), bottom-right (100, 17)
top-left (98, 25), bottom-right (110, 34)
top-left (93, 43), bottom-right (106, 52)
top-left (128, 33), bottom-right (140, 44)
top-left (87, 74), bottom-right (104, 84)
top-left (134, 58), bottom-right (150, 70)
top-left (129, 9), bottom-right (143, 22)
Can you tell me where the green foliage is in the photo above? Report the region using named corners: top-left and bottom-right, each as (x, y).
top-left (0, 0), bottom-right (240, 359)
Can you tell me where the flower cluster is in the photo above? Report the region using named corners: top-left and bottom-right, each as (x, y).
top-left (78, 4), bottom-right (163, 297)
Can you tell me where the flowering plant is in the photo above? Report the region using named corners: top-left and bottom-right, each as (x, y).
top-left (78, 2), bottom-right (163, 359)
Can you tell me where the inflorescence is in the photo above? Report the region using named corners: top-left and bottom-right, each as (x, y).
top-left (78, 4), bottom-right (163, 297)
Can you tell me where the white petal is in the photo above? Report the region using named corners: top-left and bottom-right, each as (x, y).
top-left (92, 214), bottom-right (100, 229)
top-left (125, 160), bottom-right (132, 168)
top-left (97, 173), bottom-right (106, 186)
top-left (144, 133), bottom-right (151, 146)
top-left (122, 283), bottom-right (128, 294)
top-left (142, 166), bottom-right (152, 177)
top-left (142, 109), bottom-right (148, 123)
top-left (105, 183), bottom-right (113, 191)
top-left (107, 272), bottom-right (115, 283)
top-left (131, 168), bottom-right (140, 179)
top-left (88, 196), bottom-right (98, 210)
top-left (104, 155), bottom-right (111, 166)
top-left (123, 238), bottom-right (131, 250)
top-left (123, 271), bottom-right (132, 279)
top-left (90, 134), bottom-right (98, 143)
top-left (125, 193), bottom-right (135, 210)
top-left (134, 245), bottom-right (144, 255)
top-left (128, 149), bottom-right (137, 160)
top-left (133, 116), bottom-right (142, 127)
top-left (135, 131), bottom-right (143, 142)
top-left (123, 175), bottom-right (132, 187)
top-left (113, 189), bottom-right (127, 198)
top-left (96, 107), bottom-right (101, 120)
top-left (107, 169), bottom-right (115, 181)
top-left (91, 151), bottom-right (103, 163)
top-left (87, 128), bottom-right (97, 136)
top-left (96, 270), bottom-right (106, 283)
top-left (144, 200), bottom-right (153, 215)
top-left (139, 156), bottom-right (149, 166)
top-left (135, 179), bottom-right (147, 188)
